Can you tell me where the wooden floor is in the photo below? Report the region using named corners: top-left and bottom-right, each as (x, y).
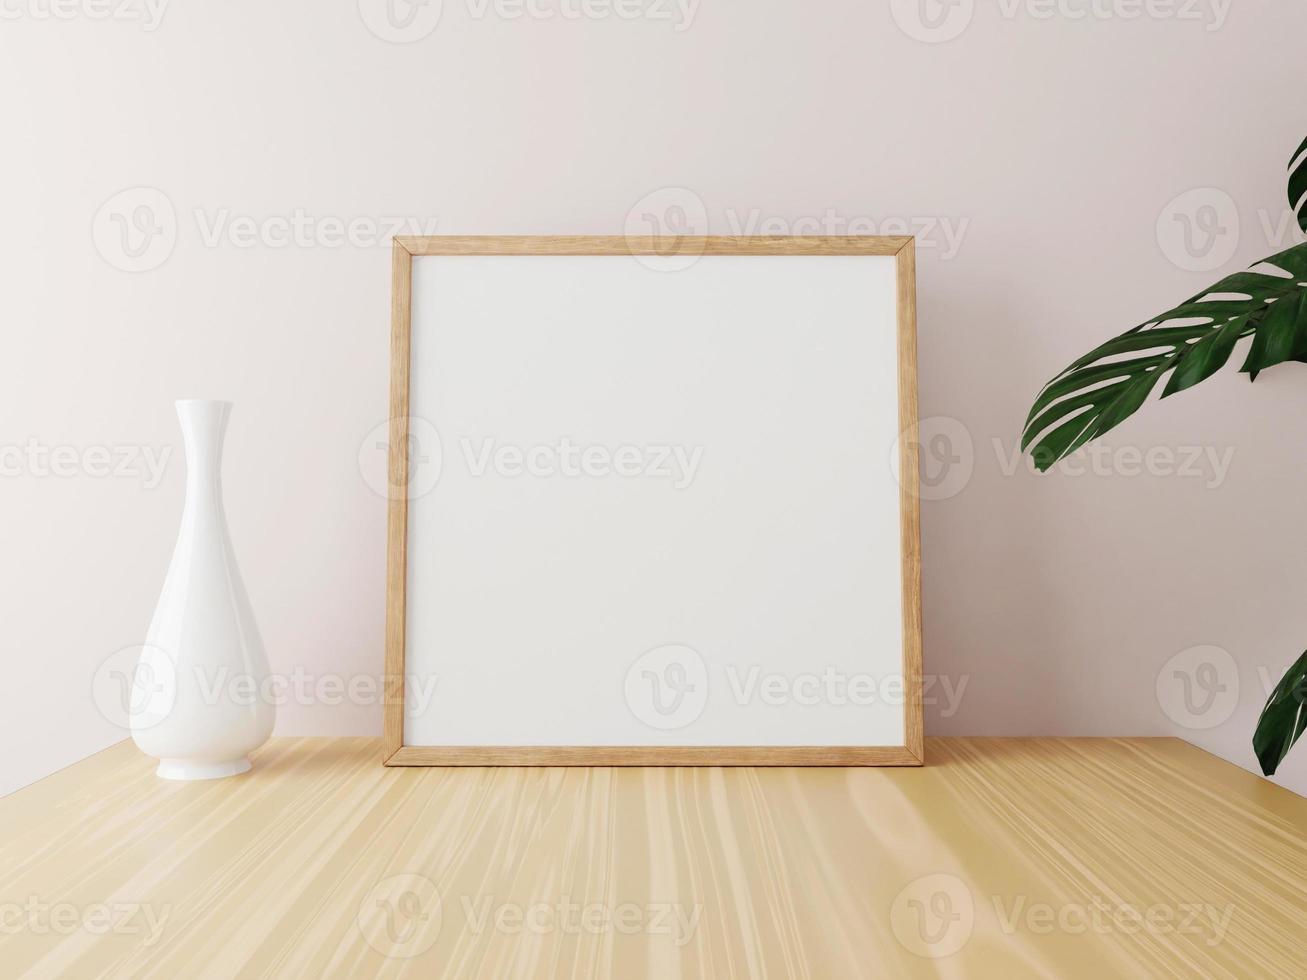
top-left (1, 738), bottom-right (1304, 978)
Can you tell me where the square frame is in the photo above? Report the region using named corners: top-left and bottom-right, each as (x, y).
top-left (382, 236), bottom-right (921, 766)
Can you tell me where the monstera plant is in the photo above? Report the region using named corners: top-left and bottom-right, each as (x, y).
top-left (1022, 135), bottom-right (1307, 777)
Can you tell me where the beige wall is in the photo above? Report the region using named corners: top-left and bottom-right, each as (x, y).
top-left (4, 0), bottom-right (1306, 795)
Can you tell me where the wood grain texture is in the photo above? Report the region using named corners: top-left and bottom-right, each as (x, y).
top-left (387, 746), bottom-right (923, 767)
top-left (2, 738), bottom-right (1304, 978)
top-left (383, 241), bottom-right (412, 762)
top-left (385, 236), bottom-right (922, 764)
top-left (394, 235), bottom-right (911, 256)
top-left (894, 238), bottom-right (923, 761)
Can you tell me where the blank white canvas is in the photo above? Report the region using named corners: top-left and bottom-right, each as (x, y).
top-left (405, 253), bottom-right (905, 747)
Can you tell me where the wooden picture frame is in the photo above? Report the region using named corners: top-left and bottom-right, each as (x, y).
top-left (382, 236), bottom-right (921, 766)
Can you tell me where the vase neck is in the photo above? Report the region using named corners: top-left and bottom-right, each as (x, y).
top-left (176, 400), bottom-right (231, 509)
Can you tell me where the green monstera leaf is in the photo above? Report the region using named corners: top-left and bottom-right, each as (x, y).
top-left (1290, 134), bottom-right (1307, 235)
top-left (1021, 243), bottom-right (1307, 471)
top-left (1254, 651), bottom-right (1307, 776)
top-left (1024, 134), bottom-right (1307, 777)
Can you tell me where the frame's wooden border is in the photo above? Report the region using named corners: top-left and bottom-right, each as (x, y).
top-left (383, 236), bottom-right (922, 767)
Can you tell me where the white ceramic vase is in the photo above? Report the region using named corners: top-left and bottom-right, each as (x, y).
top-left (131, 400), bottom-right (274, 779)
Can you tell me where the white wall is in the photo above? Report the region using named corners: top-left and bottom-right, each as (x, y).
top-left (4, 0), bottom-right (1307, 796)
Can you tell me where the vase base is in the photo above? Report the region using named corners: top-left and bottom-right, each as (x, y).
top-left (156, 757), bottom-right (252, 781)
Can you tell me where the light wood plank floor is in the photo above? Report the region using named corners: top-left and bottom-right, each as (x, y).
top-left (1, 738), bottom-right (1304, 978)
